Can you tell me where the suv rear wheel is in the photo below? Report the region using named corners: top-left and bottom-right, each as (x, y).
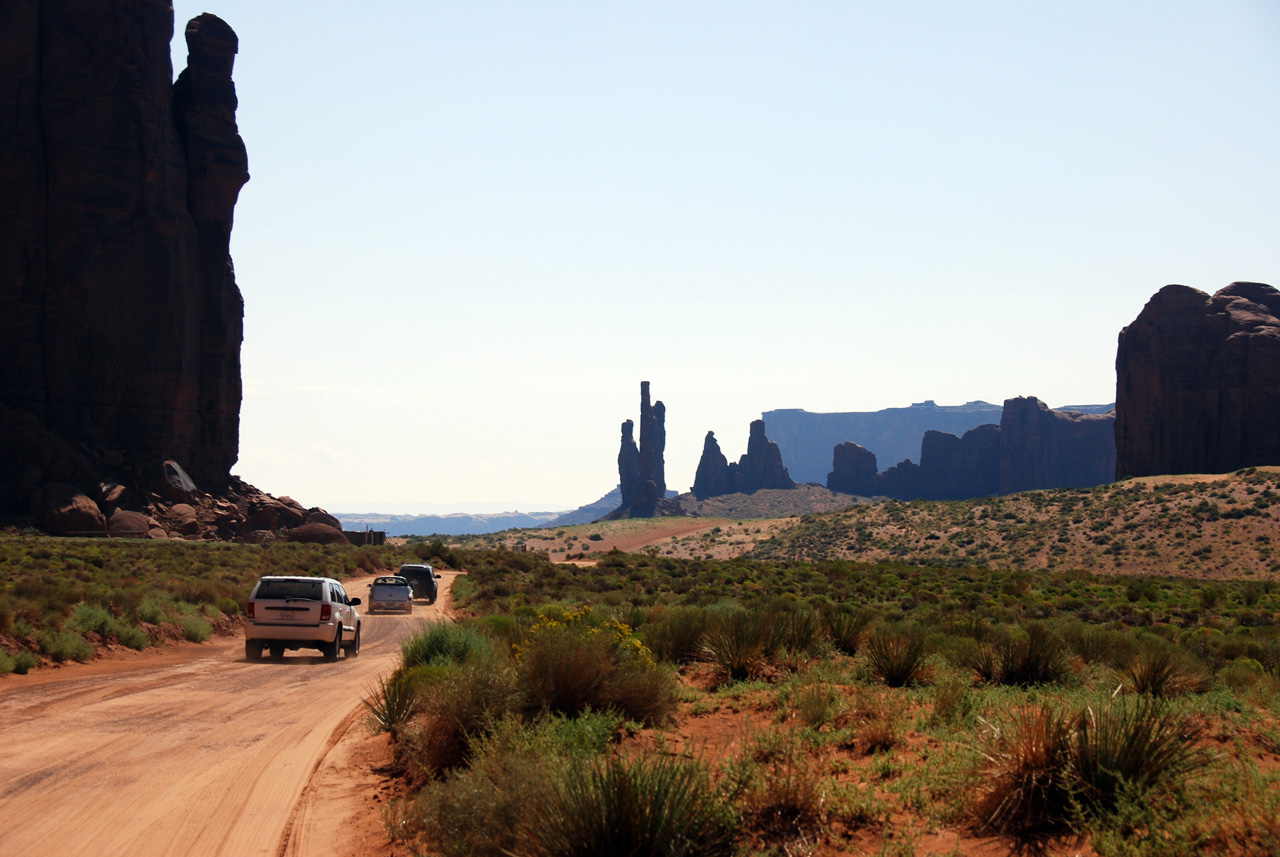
top-left (342, 624), bottom-right (361, 658)
top-left (323, 628), bottom-right (342, 661)
top-left (245, 640), bottom-right (264, 661)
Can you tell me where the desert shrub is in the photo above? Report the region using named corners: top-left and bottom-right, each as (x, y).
top-left (600, 659), bottom-right (680, 726)
top-left (36, 627), bottom-right (94, 662)
top-left (71, 603), bottom-right (151, 650)
top-left (928, 674), bottom-right (975, 727)
top-left (398, 741), bottom-right (551, 856)
top-left (865, 626), bottom-right (928, 687)
top-left (1070, 697), bottom-right (1209, 817)
top-left (14, 651), bottom-right (38, 674)
top-left (1124, 645), bottom-right (1207, 697)
top-left (641, 607), bottom-right (710, 664)
top-left (520, 625), bottom-right (615, 714)
top-left (136, 596), bottom-right (173, 626)
top-left (181, 616), bottom-right (212, 643)
top-left (738, 736), bottom-right (825, 840)
top-left (824, 606), bottom-right (875, 655)
top-left (1002, 623), bottom-right (1070, 686)
top-left (216, 596), bottom-right (240, 616)
top-left (1218, 657), bottom-right (1270, 690)
top-left (793, 683), bottom-right (843, 728)
top-left (700, 610), bottom-right (772, 680)
top-left (0, 649), bottom-right (14, 675)
top-left (973, 704), bottom-right (1077, 840)
top-left (519, 753), bottom-right (739, 857)
top-left (401, 620), bottom-right (491, 669)
top-left (398, 653), bottom-right (523, 776)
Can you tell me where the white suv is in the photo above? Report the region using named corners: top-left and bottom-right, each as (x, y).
top-left (245, 576), bottom-right (361, 661)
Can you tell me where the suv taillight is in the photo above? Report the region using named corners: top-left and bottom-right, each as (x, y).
top-left (247, 602), bottom-right (255, 619)
top-left (320, 604), bottom-right (332, 621)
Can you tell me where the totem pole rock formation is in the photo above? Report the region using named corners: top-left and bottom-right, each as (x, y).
top-left (612, 382), bottom-right (668, 517)
top-left (1115, 282), bottom-right (1280, 479)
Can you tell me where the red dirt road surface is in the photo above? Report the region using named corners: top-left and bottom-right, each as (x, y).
top-left (0, 572), bottom-right (453, 857)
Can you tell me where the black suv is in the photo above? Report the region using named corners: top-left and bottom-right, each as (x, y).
top-left (397, 563), bottom-right (439, 603)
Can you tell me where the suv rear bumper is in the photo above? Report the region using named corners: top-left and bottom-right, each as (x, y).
top-left (245, 621), bottom-right (341, 643)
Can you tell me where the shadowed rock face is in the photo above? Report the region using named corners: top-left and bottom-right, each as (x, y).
top-left (0, 3), bottom-right (248, 500)
top-left (692, 431), bottom-right (733, 500)
top-left (827, 441), bottom-right (878, 495)
top-left (693, 421), bottom-right (797, 499)
top-left (999, 397), bottom-right (1116, 493)
top-left (1116, 282), bottom-right (1280, 479)
top-left (729, 420), bottom-right (797, 494)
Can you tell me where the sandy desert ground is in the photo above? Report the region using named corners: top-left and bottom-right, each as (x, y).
top-left (0, 572), bottom-right (456, 857)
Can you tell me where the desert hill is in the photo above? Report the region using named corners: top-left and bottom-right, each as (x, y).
top-left (444, 468), bottom-right (1280, 579)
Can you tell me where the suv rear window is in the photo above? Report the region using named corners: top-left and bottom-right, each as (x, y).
top-left (256, 579), bottom-right (324, 600)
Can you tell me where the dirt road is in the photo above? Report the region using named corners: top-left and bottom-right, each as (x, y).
top-left (0, 572), bottom-right (451, 857)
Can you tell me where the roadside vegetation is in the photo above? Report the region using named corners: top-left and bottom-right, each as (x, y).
top-left (370, 545), bottom-right (1280, 856)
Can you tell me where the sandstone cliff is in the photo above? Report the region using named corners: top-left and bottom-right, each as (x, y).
top-left (0, 3), bottom-right (247, 508)
top-left (1116, 282), bottom-right (1280, 479)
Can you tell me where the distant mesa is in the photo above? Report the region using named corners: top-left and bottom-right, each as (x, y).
top-left (827, 396), bottom-right (1115, 501)
top-left (1116, 282), bottom-right (1280, 479)
top-left (693, 420), bottom-right (796, 499)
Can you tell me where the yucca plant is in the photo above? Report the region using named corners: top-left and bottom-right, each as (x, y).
top-left (519, 754), bottom-right (739, 857)
top-left (363, 673), bottom-right (419, 737)
top-left (700, 610), bottom-right (772, 680)
top-left (974, 704), bottom-right (1076, 840)
top-left (1123, 646), bottom-right (1206, 697)
top-left (1071, 696), bottom-right (1209, 815)
top-left (864, 627), bottom-right (928, 687)
top-left (824, 606), bottom-right (875, 655)
top-left (999, 623), bottom-right (1070, 687)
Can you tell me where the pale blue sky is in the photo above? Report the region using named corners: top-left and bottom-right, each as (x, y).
top-left (171, 1), bottom-right (1280, 513)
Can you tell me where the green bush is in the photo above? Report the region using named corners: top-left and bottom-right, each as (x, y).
top-left (70, 603), bottom-right (151, 650)
top-left (641, 607), bottom-right (710, 664)
top-left (0, 649), bottom-right (14, 675)
top-left (520, 754), bottom-right (739, 857)
top-left (136, 596), bottom-right (171, 626)
top-left (36, 627), bottom-right (94, 662)
top-left (14, 651), bottom-right (38, 674)
top-left (401, 620), bottom-right (491, 668)
top-left (181, 616), bottom-right (212, 643)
